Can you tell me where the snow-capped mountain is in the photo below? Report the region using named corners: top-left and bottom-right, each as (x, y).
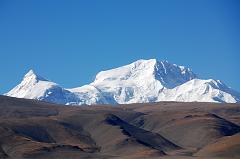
top-left (5, 59), bottom-right (240, 105)
top-left (82, 59), bottom-right (197, 104)
top-left (6, 70), bottom-right (79, 105)
top-left (158, 79), bottom-right (239, 103)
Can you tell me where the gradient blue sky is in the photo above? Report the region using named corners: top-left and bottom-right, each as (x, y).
top-left (0, 0), bottom-right (239, 94)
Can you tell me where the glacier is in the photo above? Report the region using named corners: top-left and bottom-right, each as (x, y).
top-left (5, 59), bottom-right (240, 105)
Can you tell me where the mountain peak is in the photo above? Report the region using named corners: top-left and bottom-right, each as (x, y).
top-left (5, 69), bottom-right (77, 105)
top-left (133, 58), bottom-right (157, 64)
top-left (93, 59), bottom-right (197, 89)
top-left (131, 59), bottom-right (159, 68)
top-left (94, 59), bottom-right (157, 83)
top-left (23, 69), bottom-right (47, 82)
top-left (24, 69), bottom-right (37, 79)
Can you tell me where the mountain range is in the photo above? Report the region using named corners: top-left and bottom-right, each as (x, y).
top-left (5, 59), bottom-right (240, 105)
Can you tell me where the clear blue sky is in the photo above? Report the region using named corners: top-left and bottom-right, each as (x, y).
top-left (0, 0), bottom-right (239, 94)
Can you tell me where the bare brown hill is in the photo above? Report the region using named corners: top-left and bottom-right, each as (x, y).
top-left (0, 95), bottom-right (239, 159)
top-left (194, 133), bottom-right (240, 159)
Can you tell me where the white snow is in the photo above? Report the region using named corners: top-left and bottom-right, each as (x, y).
top-left (5, 59), bottom-right (240, 105)
top-left (5, 70), bottom-right (78, 105)
top-left (158, 79), bottom-right (239, 103)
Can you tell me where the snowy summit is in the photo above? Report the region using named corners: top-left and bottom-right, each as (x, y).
top-left (5, 59), bottom-right (240, 105)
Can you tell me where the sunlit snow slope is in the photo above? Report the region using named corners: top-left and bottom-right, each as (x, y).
top-left (5, 59), bottom-right (240, 105)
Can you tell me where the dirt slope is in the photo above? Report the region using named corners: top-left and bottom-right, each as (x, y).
top-left (0, 95), bottom-right (239, 159)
